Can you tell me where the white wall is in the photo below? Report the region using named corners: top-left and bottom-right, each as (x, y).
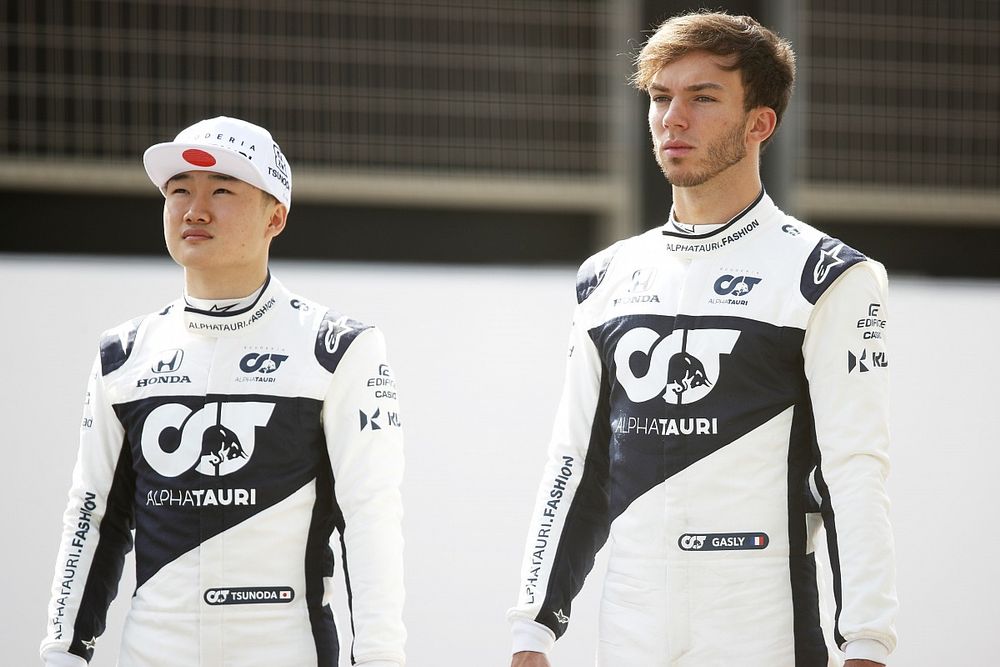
top-left (2, 254), bottom-right (996, 666)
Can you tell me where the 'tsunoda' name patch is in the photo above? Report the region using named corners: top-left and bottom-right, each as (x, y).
top-left (203, 586), bottom-right (295, 605)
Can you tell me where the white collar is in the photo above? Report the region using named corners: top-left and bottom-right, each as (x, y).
top-left (182, 273), bottom-right (284, 337)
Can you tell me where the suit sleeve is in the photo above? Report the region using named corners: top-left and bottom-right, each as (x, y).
top-left (322, 327), bottom-right (406, 666)
top-left (40, 352), bottom-right (135, 665)
top-left (507, 304), bottom-right (612, 654)
top-left (803, 260), bottom-right (898, 663)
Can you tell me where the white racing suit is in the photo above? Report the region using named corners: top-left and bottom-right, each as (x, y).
top-left (41, 274), bottom-right (405, 667)
top-left (509, 192), bottom-right (898, 666)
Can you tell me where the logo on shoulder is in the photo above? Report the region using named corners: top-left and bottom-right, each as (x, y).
top-left (813, 243), bottom-right (845, 285)
top-left (324, 316), bottom-right (355, 354)
top-left (800, 237), bottom-right (865, 305)
top-left (679, 532), bottom-right (768, 551)
top-left (290, 298), bottom-right (310, 311)
top-left (204, 586), bottom-right (294, 606)
top-left (781, 223), bottom-right (800, 236)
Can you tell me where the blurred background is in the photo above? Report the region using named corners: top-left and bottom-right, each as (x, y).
top-left (1, 0), bottom-right (997, 271)
top-left (2, 1), bottom-right (998, 666)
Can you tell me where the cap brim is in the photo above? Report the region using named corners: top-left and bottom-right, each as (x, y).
top-left (142, 142), bottom-right (269, 194)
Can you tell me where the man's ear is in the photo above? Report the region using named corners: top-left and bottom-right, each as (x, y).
top-left (266, 203), bottom-right (288, 240)
top-left (747, 107), bottom-right (778, 146)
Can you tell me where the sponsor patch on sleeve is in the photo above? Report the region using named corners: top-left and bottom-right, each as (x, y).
top-left (799, 237), bottom-right (866, 305)
top-left (314, 311), bottom-right (371, 373)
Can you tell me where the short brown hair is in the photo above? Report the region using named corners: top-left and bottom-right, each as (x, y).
top-left (633, 11), bottom-right (796, 135)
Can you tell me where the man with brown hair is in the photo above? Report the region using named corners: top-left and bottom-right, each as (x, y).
top-left (507, 10), bottom-right (897, 667)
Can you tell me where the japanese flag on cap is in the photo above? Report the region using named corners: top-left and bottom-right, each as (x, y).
top-left (143, 116), bottom-right (292, 209)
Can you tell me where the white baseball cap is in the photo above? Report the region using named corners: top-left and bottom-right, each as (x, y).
top-left (143, 116), bottom-right (292, 209)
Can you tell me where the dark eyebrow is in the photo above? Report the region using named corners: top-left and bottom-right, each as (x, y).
top-left (648, 82), bottom-right (726, 94)
top-left (165, 172), bottom-right (239, 187)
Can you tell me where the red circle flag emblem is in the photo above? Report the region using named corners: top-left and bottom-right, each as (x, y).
top-left (182, 149), bottom-right (217, 167)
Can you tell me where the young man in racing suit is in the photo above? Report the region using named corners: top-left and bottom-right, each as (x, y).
top-left (40, 117), bottom-right (406, 667)
top-left (508, 11), bottom-right (897, 667)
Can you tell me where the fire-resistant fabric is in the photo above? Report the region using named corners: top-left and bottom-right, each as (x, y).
top-left (508, 191), bottom-right (897, 666)
top-left (41, 274), bottom-right (406, 667)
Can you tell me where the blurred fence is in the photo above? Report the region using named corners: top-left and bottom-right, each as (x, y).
top-left (3, 0), bottom-right (616, 175)
top-left (0, 0), bottom-right (639, 244)
top-left (796, 0), bottom-right (999, 223)
top-left (1, 0), bottom-right (997, 235)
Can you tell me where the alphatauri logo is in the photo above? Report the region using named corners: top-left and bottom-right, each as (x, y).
top-left (713, 275), bottom-right (762, 297)
top-left (614, 328), bottom-right (739, 405)
top-left (239, 352), bottom-right (289, 374)
top-left (679, 534), bottom-right (706, 550)
top-left (140, 402), bottom-right (274, 477)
